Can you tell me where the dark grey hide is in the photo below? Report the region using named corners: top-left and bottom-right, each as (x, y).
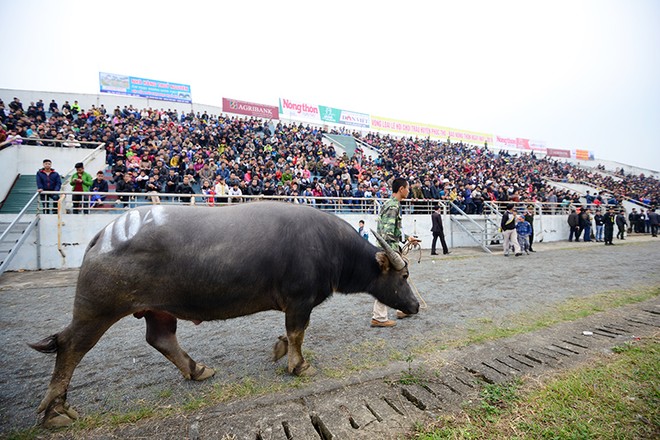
top-left (30, 201), bottom-right (419, 427)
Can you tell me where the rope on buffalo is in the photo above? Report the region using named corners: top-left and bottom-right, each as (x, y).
top-left (400, 241), bottom-right (428, 310)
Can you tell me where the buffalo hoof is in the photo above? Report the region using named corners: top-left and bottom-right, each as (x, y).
top-left (191, 363), bottom-right (215, 381)
top-left (62, 403), bottom-right (79, 420)
top-left (43, 413), bottom-right (75, 429)
top-left (43, 403), bottom-right (78, 429)
top-left (272, 336), bottom-right (288, 362)
top-left (293, 362), bottom-right (316, 377)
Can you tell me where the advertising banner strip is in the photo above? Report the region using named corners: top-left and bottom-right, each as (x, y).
top-left (371, 116), bottom-right (493, 144)
top-left (318, 105), bottom-right (370, 128)
top-left (279, 98), bottom-right (321, 122)
top-left (575, 149), bottom-right (591, 160)
top-left (546, 148), bottom-right (572, 158)
top-left (99, 72), bottom-right (191, 103)
top-left (222, 98), bottom-right (279, 119)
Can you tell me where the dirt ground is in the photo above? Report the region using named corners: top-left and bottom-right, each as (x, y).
top-left (0, 235), bottom-right (658, 436)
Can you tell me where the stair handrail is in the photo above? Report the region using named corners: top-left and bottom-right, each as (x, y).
top-left (449, 201), bottom-right (492, 253)
top-left (0, 191), bottom-right (39, 243)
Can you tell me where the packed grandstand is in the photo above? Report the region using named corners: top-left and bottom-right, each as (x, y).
top-left (1, 95), bottom-right (659, 212)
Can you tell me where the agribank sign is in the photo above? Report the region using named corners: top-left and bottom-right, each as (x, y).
top-left (222, 98), bottom-right (278, 119)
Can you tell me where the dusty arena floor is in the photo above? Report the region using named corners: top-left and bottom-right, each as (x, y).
top-left (0, 235), bottom-right (658, 438)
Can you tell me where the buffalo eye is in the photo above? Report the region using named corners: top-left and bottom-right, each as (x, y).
top-left (403, 273), bottom-right (409, 280)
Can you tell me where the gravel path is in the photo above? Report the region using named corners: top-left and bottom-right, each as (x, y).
top-left (0, 236), bottom-right (658, 435)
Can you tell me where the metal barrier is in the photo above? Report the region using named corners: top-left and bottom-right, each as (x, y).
top-left (32, 191), bottom-right (579, 217)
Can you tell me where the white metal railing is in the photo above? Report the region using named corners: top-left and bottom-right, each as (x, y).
top-left (29, 191), bottom-right (589, 216)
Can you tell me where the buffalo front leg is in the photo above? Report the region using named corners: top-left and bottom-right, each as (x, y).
top-left (284, 311), bottom-right (314, 376)
top-left (143, 310), bottom-right (215, 381)
top-left (31, 316), bottom-right (118, 428)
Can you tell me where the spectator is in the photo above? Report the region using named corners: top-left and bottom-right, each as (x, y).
top-left (430, 203), bottom-right (449, 255)
top-left (524, 205), bottom-right (536, 252)
top-left (580, 208), bottom-right (593, 242)
top-left (604, 207), bottom-right (616, 245)
top-left (90, 170), bottom-right (109, 208)
top-left (116, 172), bottom-right (136, 209)
top-left (357, 220), bottom-right (369, 240)
top-left (567, 208), bottom-right (579, 242)
top-left (214, 176), bottom-right (229, 204)
top-left (616, 210), bottom-right (627, 240)
top-left (70, 162), bottom-right (93, 214)
top-left (175, 175), bottom-right (196, 205)
top-left (594, 209), bottom-right (605, 242)
top-left (227, 182), bottom-right (242, 204)
top-left (500, 203), bottom-right (521, 256)
top-left (36, 159), bottom-right (62, 214)
top-left (515, 215), bottom-right (532, 255)
top-left (145, 174), bottom-right (162, 204)
top-left (648, 208), bottom-right (659, 237)
top-left (164, 168), bottom-right (181, 199)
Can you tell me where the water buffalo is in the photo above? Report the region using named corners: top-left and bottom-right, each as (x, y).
top-left (30, 201), bottom-right (419, 427)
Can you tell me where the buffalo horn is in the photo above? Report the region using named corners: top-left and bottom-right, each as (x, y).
top-left (371, 229), bottom-right (406, 271)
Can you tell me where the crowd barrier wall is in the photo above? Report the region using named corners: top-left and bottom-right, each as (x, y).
top-left (0, 145), bottom-right (107, 202)
top-left (0, 210), bottom-right (571, 272)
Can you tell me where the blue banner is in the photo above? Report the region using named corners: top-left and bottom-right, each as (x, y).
top-left (99, 72), bottom-right (192, 103)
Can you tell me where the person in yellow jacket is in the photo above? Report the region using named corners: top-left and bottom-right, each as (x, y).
top-left (70, 162), bottom-right (93, 214)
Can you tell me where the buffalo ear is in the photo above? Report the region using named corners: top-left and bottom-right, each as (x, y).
top-left (375, 252), bottom-right (391, 272)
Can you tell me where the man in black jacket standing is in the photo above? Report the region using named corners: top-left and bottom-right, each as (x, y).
top-left (524, 205), bottom-right (536, 252)
top-left (567, 208), bottom-right (579, 242)
top-left (604, 207), bottom-right (616, 245)
top-left (616, 210), bottom-right (627, 240)
top-left (430, 204), bottom-right (449, 255)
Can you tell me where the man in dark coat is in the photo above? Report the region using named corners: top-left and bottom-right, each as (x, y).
top-left (524, 205), bottom-right (536, 251)
top-left (90, 171), bottom-right (109, 208)
top-left (648, 208), bottom-right (659, 237)
top-left (616, 210), bottom-right (627, 240)
top-left (604, 207), bottom-right (616, 245)
top-left (567, 208), bottom-right (579, 242)
top-left (430, 203), bottom-right (449, 255)
top-left (36, 159), bottom-right (62, 214)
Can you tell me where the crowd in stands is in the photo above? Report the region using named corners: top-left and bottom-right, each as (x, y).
top-left (2, 96), bottom-right (659, 212)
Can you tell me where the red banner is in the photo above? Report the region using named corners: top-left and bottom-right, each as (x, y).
top-left (222, 98), bottom-right (279, 119)
top-left (546, 148), bottom-right (571, 158)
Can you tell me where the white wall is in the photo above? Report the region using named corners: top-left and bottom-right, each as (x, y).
top-left (0, 144), bottom-right (106, 202)
top-left (0, 210), bottom-right (571, 271)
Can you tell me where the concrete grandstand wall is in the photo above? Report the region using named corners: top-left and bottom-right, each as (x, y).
top-left (0, 145), bottom-right (106, 202)
top-left (0, 210), bottom-right (571, 271)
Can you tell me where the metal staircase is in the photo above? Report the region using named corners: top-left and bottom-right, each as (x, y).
top-left (0, 192), bottom-right (40, 275)
top-left (449, 202), bottom-right (503, 253)
top-left (0, 175), bottom-right (38, 213)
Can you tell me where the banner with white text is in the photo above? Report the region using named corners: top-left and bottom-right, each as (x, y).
top-left (99, 72), bottom-right (191, 103)
top-left (223, 98), bottom-right (279, 119)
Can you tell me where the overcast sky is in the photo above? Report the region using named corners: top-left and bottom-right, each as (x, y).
top-left (2, 0), bottom-right (659, 171)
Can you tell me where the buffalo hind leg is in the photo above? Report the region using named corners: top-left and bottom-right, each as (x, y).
top-left (31, 316), bottom-right (118, 428)
top-left (284, 311), bottom-right (314, 376)
top-left (143, 310), bottom-right (215, 381)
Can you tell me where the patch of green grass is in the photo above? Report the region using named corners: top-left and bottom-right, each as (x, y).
top-left (157, 388), bottom-right (173, 399)
top-left (450, 286), bottom-right (659, 349)
top-left (3, 427), bottom-right (43, 440)
top-left (412, 337), bottom-right (660, 439)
